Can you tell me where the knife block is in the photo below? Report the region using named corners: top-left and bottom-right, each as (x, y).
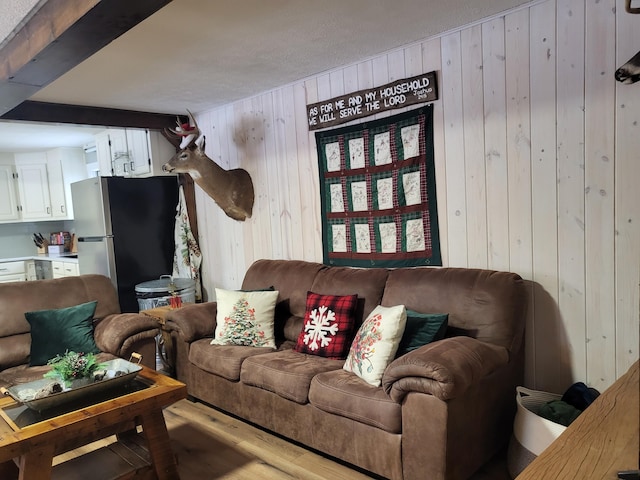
top-left (36, 240), bottom-right (49, 255)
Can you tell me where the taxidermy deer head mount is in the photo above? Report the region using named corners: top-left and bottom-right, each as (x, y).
top-left (616, 50), bottom-right (640, 84)
top-left (163, 111), bottom-right (255, 221)
top-left (615, 0), bottom-right (640, 84)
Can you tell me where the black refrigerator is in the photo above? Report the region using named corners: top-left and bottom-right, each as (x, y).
top-left (71, 176), bottom-right (178, 312)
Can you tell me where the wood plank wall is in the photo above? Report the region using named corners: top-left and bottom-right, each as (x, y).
top-left (192, 0), bottom-right (639, 393)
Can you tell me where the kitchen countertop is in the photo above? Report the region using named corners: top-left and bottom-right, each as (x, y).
top-left (0, 254), bottom-right (79, 263)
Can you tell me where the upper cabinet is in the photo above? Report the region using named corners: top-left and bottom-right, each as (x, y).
top-left (1, 148), bottom-right (88, 223)
top-left (46, 148), bottom-right (87, 219)
top-left (14, 155), bottom-right (52, 219)
top-left (94, 128), bottom-right (175, 178)
top-left (95, 131), bottom-right (113, 176)
top-left (0, 164), bottom-right (20, 222)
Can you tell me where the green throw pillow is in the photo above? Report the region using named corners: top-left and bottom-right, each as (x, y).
top-left (395, 310), bottom-right (448, 357)
top-left (25, 301), bottom-right (100, 366)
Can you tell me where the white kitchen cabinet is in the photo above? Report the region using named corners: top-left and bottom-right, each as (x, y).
top-left (0, 261), bottom-right (26, 283)
top-left (46, 154), bottom-right (67, 218)
top-left (94, 128), bottom-right (175, 178)
top-left (52, 260), bottom-right (79, 278)
top-left (95, 131), bottom-right (113, 176)
top-left (14, 154), bottom-right (51, 220)
top-left (126, 128), bottom-right (151, 176)
top-left (64, 262), bottom-right (79, 277)
top-left (46, 148), bottom-right (88, 219)
top-left (3, 148), bottom-right (87, 223)
top-left (0, 164), bottom-right (20, 222)
top-left (109, 129), bottom-right (130, 177)
top-left (25, 260), bottom-right (37, 281)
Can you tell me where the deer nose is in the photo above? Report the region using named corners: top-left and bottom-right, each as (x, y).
top-left (615, 68), bottom-right (626, 81)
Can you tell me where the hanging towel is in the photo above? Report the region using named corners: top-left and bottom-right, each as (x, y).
top-left (173, 185), bottom-right (202, 300)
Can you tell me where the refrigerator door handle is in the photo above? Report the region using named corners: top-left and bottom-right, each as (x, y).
top-left (78, 235), bottom-right (114, 242)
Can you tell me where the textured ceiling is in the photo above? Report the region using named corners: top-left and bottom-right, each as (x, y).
top-left (0, 0), bottom-right (43, 48)
top-left (29, 0), bottom-right (531, 114)
top-left (1, 0), bottom-right (532, 150)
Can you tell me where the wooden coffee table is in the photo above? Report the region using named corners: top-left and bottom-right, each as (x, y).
top-left (0, 365), bottom-right (187, 479)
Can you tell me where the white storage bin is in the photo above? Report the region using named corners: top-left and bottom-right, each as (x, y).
top-left (507, 386), bottom-right (567, 478)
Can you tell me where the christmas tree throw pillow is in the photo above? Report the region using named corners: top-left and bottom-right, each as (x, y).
top-left (211, 288), bottom-right (279, 348)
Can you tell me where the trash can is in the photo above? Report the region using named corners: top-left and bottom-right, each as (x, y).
top-left (135, 275), bottom-right (196, 311)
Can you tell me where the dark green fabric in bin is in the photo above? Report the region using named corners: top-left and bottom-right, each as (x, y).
top-left (538, 400), bottom-right (582, 427)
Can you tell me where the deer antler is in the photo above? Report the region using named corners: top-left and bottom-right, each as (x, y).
top-left (165, 110), bottom-right (202, 149)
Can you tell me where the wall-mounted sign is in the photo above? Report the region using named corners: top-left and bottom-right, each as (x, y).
top-left (307, 71), bottom-right (438, 131)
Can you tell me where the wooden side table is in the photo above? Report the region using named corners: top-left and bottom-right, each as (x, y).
top-left (141, 306), bottom-right (178, 376)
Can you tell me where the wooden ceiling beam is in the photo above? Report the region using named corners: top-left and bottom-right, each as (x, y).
top-left (1, 101), bottom-right (187, 130)
top-left (0, 0), bottom-right (173, 117)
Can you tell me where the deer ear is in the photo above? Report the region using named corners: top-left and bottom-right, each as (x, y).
top-left (195, 135), bottom-right (206, 152)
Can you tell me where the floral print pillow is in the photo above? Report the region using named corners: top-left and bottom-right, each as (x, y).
top-left (343, 304), bottom-right (407, 387)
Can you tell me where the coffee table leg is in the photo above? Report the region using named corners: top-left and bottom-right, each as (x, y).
top-left (18, 443), bottom-right (54, 480)
top-left (140, 409), bottom-right (179, 479)
top-left (0, 460), bottom-right (19, 479)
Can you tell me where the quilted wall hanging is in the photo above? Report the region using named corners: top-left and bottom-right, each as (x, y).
top-left (315, 105), bottom-right (441, 268)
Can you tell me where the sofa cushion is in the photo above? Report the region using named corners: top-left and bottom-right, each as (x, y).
top-left (395, 310), bottom-right (448, 357)
top-left (240, 349), bottom-right (344, 404)
top-left (343, 305), bottom-right (407, 387)
top-left (309, 266), bottom-right (389, 327)
top-left (0, 333), bottom-right (31, 371)
top-left (381, 267), bottom-right (526, 352)
top-left (25, 301), bottom-right (100, 366)
top-left (212, 288), bottom-right (278, 348)
top-left (241, 260), bottom-right (326, 343)
top-left (190, 338), bottom-right (273, 381)
top-left (294, 292), bottom-right (358, 359)
top-left (309, 369), bottom-right (402, 434)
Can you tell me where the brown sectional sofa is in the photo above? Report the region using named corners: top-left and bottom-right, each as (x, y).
top-left (165, 259), bottom-right (527, 480)
top-left (0, 275), bottom-right (159, 389)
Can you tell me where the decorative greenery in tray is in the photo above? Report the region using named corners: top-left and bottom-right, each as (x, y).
top-left (44, 350), bottom-right (106, 387)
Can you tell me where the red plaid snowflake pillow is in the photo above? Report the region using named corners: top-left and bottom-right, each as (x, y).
top-left (293, 292), bottom-right (358, 359)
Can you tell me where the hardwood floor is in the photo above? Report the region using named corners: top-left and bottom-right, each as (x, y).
top-left (55, 398), bottom-right (511, 480)
top-left (162, 400), bottom-right (376, 480)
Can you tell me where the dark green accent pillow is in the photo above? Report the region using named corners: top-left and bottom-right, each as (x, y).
top-left (25, 301), bottom-right (100, 366)
top-left (395, 310), bottom-right (448, 357)
top-left (240, 286), bottom-right (276, 292)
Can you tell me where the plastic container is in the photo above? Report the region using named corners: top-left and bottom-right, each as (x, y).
top-left (135, 275), bottom-right (196, 311)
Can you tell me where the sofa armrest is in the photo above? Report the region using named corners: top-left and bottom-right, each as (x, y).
top-left (164, 302), bottom-right (217, 342)
top-left (94, 313), bottom-right (159, 357)
top-left (382, 336), bottom-right (509, 402)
